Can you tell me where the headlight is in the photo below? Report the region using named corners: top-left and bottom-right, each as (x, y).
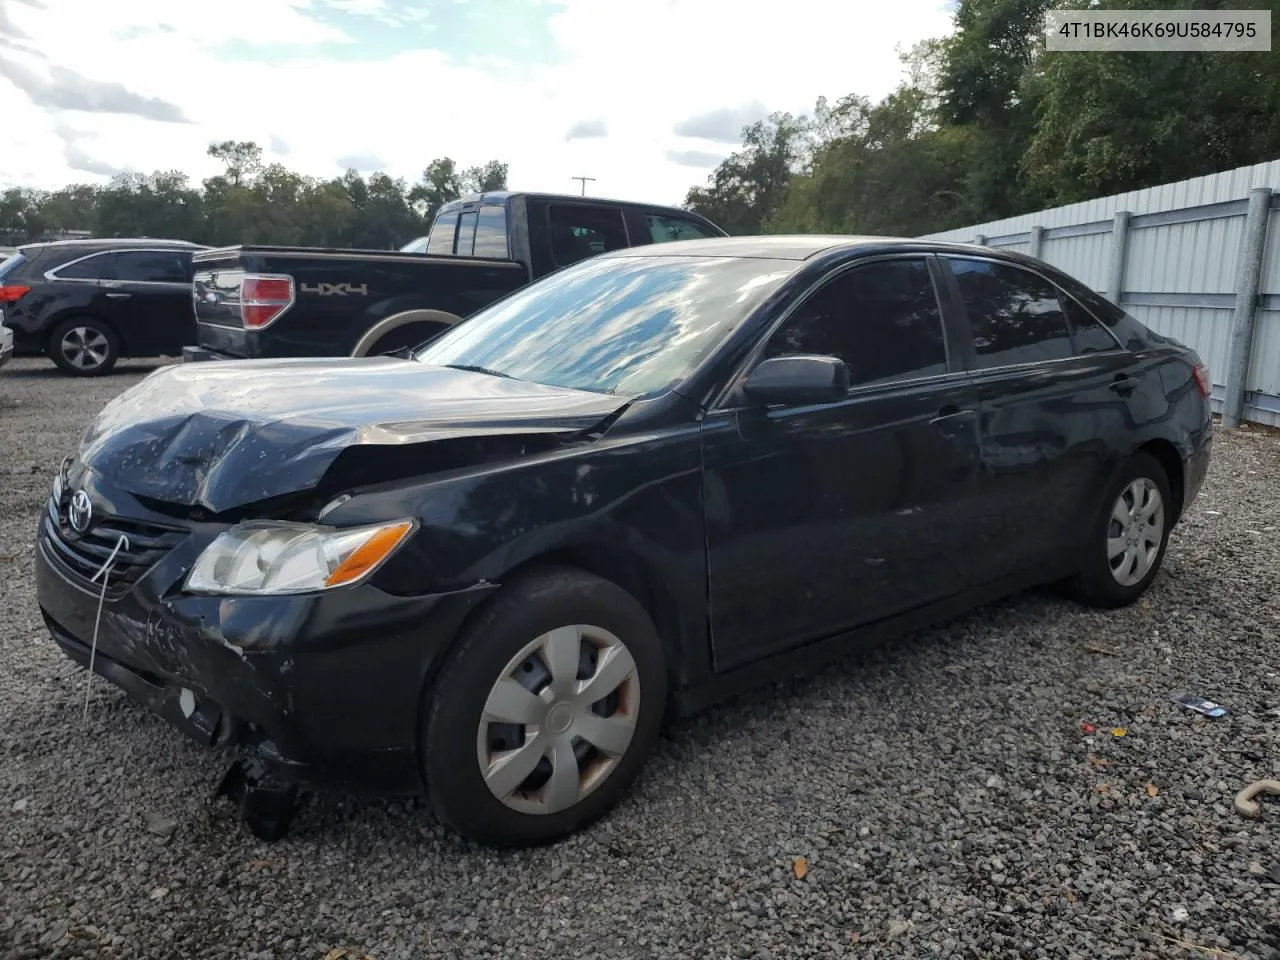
top-left (185, 519), bottom-right (416, 596)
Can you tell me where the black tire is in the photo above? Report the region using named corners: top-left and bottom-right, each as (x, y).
top-left (1069, 451), bottom-right (1173, 608)
top-left (48, 317), bottom-right (119, 376)
top-left (422, 566), bottom-right (667, 847)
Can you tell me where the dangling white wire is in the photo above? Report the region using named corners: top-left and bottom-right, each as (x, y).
top-left (83, 534), bottom-right (129, 724)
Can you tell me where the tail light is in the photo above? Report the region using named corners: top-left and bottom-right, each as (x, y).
top-left (239, 274), bottom-right (294, 329)
top-left (1191, 362), bottom-right (1211, 399)
top-left (0, 284), bottom-right (31, 303)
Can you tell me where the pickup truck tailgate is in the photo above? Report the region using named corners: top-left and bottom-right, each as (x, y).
top-left (193, 252), bottom-right (254, 359)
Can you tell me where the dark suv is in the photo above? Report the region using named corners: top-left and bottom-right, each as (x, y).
top-left (0, 238), bottom-right (207, 376)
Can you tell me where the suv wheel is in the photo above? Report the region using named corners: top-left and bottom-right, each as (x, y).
top-left (422, 567), bottom-right (667, 846)
top-left (50, 318), bottom-right (119, 376)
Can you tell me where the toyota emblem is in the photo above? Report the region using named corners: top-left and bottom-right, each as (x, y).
top-left (68, 490), bottom-right (93, 534)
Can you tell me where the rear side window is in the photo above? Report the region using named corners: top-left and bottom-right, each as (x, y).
top-left (473, 204), bottom-right (509, 258)
top-left (763, 258), bottom-right (948, 387)
top-left (547, 205), bottom-right (628, 266)
top-left (0, 252), bottom-right (27, 280)
top-left (948, 258), bottom-right (1073, 368)
top-left (1060, 291), bottom-right (1122, 353)
top-left (647, 214), bottom-right (718, 244)
top-left (455, 212), bottom-right (478, 255)
top-left (51, 251), bottom-right (108, 280)
top-left (106, 250), bottom-right (190, 284)
top-left (425, 214), bottom-right (458, 255)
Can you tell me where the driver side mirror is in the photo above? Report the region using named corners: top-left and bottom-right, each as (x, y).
top-left (742, 355), bottom-right (850, 407)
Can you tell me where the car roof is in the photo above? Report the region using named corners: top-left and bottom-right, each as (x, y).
top-left (596, 234), bottom-right (1007, 261)
top-left (21, 237), bottom-right (206, 254)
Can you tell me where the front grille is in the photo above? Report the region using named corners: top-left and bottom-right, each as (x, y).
top-left (40, 492), bottom-right (187, 595)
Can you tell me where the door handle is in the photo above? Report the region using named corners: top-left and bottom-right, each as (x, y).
top-left (1110, 375), bottom-right (1139, 396)
top-left (105, 293), bottom-right (131, 299)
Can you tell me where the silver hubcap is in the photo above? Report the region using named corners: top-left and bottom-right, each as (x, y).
top-left (477, 624), bottom-right (640, 815)
top-left (1107, 477), bottom-right (1164, 586)
top-left (61, 327), bottom-right (109, 369)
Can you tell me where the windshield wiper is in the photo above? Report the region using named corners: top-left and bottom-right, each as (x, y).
top-left (442, 363), bottom-right (517, 380)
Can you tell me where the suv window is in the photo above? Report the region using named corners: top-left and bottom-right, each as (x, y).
top-left (763, 258), bottom-right (948, 387)
top-left (106, 250), bottom-right (190, 284)
top-left (473, 204), bottom-right (509, 258)
top-left (547, 205), bottom-right (628, 266)
top-left (52, 251), bottom-right (108, 280)
top-left (948, 258), bottom-right (1073, 368)
top-left (1060, 291), bottom-right (1121, 354)
top-left (426, 214), bottom-right (458, 255)
top-left (647, 214), bottom-right (718, 244)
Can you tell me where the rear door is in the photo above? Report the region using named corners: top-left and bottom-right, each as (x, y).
top-left (938, 254), bottom-right (1148, 586)
top-left (97, 249), bottom-right (195, 355)
top-left (702, 254), bottom-right (982, 670)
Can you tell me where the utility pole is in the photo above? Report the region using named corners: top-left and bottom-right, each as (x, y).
top-left (571, 176), bottom-right (595, 196)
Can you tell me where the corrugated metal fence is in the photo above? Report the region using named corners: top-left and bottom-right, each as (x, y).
top-left (920, 158), bottom-right (1280, 427)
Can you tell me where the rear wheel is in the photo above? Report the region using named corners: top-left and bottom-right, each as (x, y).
top-left (1069, 452), bottom-right (1172, 608)
top-left (422, 567), bottom-right (667, 846)
top-left (49, 317), bottom-right (119, 376)
top-left (365, 322), bottom-right (450, 357)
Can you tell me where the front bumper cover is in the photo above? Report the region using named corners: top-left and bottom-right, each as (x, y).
top-left (35, 500), bottom-right (497, 796)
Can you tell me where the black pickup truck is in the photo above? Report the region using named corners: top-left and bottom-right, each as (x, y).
top-left (186, 191), bottom-right (725, 361)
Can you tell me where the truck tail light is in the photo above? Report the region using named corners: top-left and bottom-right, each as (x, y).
top-left (1191, 362), bottom-right (1212, 399)
top-left (239, 275), bottom-right (294, 329)
top-left (0, 284), bottom-right (31, 303)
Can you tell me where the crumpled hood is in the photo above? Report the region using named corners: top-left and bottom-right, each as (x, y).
top-left (78, 357), bottom-right (626, 513)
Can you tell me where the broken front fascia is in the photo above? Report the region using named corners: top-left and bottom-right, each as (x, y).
top-left (73, 356), bottom-right (628, 515)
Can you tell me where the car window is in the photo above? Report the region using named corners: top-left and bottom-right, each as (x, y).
top-left (52, 252), bottom-right (108, 280)
top-left (647, 214), bottom-right (719, 244)
top-left (547, 205), bottom-right (628, 266)
top-left (106, 250), bottom-right (189, 284)
top-left (415, 254), bottom-right (796, 398)
top-left (473, 204), bottom-right (509, 259)
top-left (425, 214), bottom-right (458, 255)
top-left (1060, 291), bottom-right (1122, 354)
top-left (949, 258), bottom-right (1073, 368)
top-left (455, 212), bottom-right (478, 255)
top-left (762, 258), bottom-right (949, 387)
top-left (400, 236), bottom-right (430, 254)
top-left (0, 252), bottom-right (27, 280)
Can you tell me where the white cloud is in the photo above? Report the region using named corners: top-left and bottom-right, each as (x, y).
top-left (0, 0), bottom-right (955, 208)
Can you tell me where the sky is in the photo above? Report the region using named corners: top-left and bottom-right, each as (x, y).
top-left (0, 0), bottom-right (957, 207)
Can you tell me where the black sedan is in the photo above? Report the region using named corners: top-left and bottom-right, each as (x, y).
top-left (35, 236), bottom-right (1213, 846)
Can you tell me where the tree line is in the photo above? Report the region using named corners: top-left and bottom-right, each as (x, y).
top-left (4, 0), bottom-right (1279, 249)
top-left (684, 0), bottom-right (1280, 237)
top-left (0, 141), bottom-right (509, 249)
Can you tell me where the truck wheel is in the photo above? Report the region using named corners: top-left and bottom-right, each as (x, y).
top-left (49, 317), bottom-right (119, 376)
top-left (421, 566), bottom-right (668, 847)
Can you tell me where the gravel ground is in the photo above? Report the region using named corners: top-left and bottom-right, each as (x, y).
top-left (1, 355), bottom-right (1278, 960)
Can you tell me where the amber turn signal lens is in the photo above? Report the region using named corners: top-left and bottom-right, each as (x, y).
top-left (324, 520), bottom-right (415, 587)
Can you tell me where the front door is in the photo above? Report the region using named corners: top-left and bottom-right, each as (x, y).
top-left (702, 255), bottom-right (982, 672)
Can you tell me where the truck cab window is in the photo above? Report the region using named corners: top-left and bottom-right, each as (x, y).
top-left (473, 204), bottom-right (509, 258)
top-left (647, 214), bottom-right (718, 244)
top-left (425, 215), bottom-right (458, 255)
top-left (547, 205), bottom-right (628, 266)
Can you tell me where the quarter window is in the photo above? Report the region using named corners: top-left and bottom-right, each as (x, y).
top-left (762, 258), bottom-right (948, 387)
top-left (948, 258), bottom-right (1073, 368)
top-left (52, 252), bottom-right (107, 280)
top-left (547, 205), bottom-right (628, 266)
top-left (105, 250), bottom-right (190, 284)
top-left (1061, 292), bottom-right (1121, 354)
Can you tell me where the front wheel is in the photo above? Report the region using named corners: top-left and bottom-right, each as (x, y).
top-left (422, 567), bottom-right (667, 846)
top-left (1069, 451), bottom-right (1173, 608)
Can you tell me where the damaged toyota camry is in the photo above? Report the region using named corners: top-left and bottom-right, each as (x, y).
top-left (35, 236), bottom-right (1213, 846)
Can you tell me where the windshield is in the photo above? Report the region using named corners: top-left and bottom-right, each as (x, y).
top-left (414, 254), bottom-right (796, 397)
top-left (400, 236), bottom-right (430, 254)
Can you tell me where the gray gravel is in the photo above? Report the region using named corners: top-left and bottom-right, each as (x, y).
top-left (2, 355), bottom-right (1279, 960)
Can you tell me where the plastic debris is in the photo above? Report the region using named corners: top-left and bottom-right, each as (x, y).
top-left (1080, 722), bottom-right (1096, 734)
top-left (1169, 692), bottom-right (1230, 717)
top-left (1111, 727), bottom-right (1126, 738)
top-left (1234, 779), bottom-right (1280, 819)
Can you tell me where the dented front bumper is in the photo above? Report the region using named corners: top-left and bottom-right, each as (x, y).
top-left (34, 504), bottom-right (496, 796)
